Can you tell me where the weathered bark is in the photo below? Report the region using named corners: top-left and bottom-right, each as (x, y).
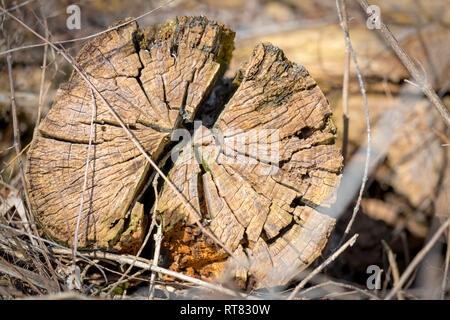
top-left (26, 16), bottom-right (343, 287)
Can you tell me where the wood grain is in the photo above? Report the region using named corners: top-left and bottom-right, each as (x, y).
top-left (26, 16), bottom-right (343, 287)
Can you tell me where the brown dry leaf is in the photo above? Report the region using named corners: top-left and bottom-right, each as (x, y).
top-left (385, 101), bottom-right (446, 208)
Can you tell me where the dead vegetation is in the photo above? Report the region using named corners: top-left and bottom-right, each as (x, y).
top-left (0, 0), bottom-right (449, 300)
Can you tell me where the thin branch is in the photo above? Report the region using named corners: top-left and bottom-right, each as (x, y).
top-left (0, 0), bottom-right (37, 17)
top-left (339, 0), bottom-right (350, 163)
top-left (36, 3), bottom-right (48, 125)
top-left (22, 291), bottom-right (92, 300)
top-left (149, 174), bottom-right (162, 299)
top-left (51, 247), bottom-right (247, 298)
top-left (335, 0), bottom-right (371, 247)
top-left (356, 0), bottom-right (450, 127)
top-left (288, 234), bottom-right (358, 300)
top-left (0, 223), bottom-right (108, 282)
top-left (148, 220), bottom-right (163, 299)
top-left (386, 218), bottom-right (450, 300)
top-left (0, 256), bottom-right (44, 294)
top-left (297, 280), bottom-right (379, 300)
top-left (0, 0), bottom-right (176, 57)
top-left (70, 87), bottom-right (96, 289)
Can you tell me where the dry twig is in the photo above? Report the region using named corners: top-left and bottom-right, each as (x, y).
top-left (0, 256), bottom-right (45, 294)
top-left (288, 234), bottom-right (359, 300)
top-left (0, 0), bottom-right (176, 57)
top-left (149, 174), bottom-right (163, 299)
top-left (0, 0), bottom-right (36, 17)
top-left (339, 0), bottom-right (350, 163)
top-left (1, 7), bottom-right (60, 292)
top-left (70, 87), bottom-right (96, 289)
top-left (36, 3), bottom-right (48, 125)
top-left (357, 0), bottom-right (450, 127)
top-left (1, 7), bottom-right (34, 242)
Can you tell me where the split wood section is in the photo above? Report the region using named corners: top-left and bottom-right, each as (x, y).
top-left (25, 16), bottom-right (343, 287)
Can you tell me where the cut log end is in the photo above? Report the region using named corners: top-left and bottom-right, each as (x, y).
top-left (25, 16), bottom-right (342, 288)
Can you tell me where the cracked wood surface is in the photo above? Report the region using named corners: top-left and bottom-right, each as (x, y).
top-left (25, 16), bottom-right (342, 287)
top-left (157, 42), bottom-right (342, 286)
top-left (26, 17), bottom-right (234, 253)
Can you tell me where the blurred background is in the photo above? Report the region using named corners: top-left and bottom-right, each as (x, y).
top-left (0, 0), bottom-right (449, 299)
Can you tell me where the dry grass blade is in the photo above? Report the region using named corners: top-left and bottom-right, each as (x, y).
top-left (386, 218), bottom-right (450, 300)
top-left (149, 174), bottom-right (162, 299)
top-left (1, 8), bottom-right (34, 243)
top-left (0, 223), bottom-right (108, 284)
top-left (35, 3), bottom-right (49, 125)
top-left (382, 240), bottom-right (403, 300)
top-left (0, 0), bottom-right (36, 17)
top-left (71, 87), bottom-right (96, 286)
top-left (0, 142), bottom-right (31, 175)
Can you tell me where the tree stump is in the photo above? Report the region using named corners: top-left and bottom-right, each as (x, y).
top-left (25, 16), bottom-right (343, 288)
